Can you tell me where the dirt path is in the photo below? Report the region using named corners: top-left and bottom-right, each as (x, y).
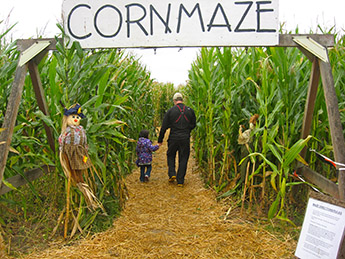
top-left (21, 140), bottom-right (296, 258)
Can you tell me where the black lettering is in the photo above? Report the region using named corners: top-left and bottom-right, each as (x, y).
top-left (207, 3), bottom-right (231, 32)
top-left (235, 1), bottom-right (255, 32)
top-left (94, 5), bottom-right (122, 38)
top-left (125, 4), bottom-right (148, 38)
top-left (68, 4), bottom-right (92, 39)
top-left (177, 4), bottom-right (205, 33)
top-left (150, 4), bottom-right (172, 35)
top-left (256, 1), bottom-right (276, 32)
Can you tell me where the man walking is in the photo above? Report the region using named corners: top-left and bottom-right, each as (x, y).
top-left (158, 93), bottom-right (196, 186)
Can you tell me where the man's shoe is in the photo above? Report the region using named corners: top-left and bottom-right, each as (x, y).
top-left (168, 176), bottom-right (176, 182)
top-left (177, 184), bottom-right (183, 187)
top-left (144, 175), bottom-right (149, 182)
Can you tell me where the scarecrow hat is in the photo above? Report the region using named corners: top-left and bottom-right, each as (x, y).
top-left (63, 103), bottom-right (85, 118)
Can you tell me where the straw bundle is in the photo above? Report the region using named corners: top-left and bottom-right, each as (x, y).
top-left (20, 142), bottom-right (296, 258)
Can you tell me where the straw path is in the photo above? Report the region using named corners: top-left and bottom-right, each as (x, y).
top-left (20, 140), bottom-right (296, 258)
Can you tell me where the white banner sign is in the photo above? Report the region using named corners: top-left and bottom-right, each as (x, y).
top-left (62, 0), bottom-right (279, 48)
top-left (295, 198), bottom-right (345, 259)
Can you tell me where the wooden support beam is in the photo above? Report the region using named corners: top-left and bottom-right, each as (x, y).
top-left (0, 64), bottom-right (28, 185)
top-left (17, 38), bottom-right (58, 52)
top-left (0, 165), bottom-right (55, 195)
top-left (28, 61), bottom-right (56, 153)
top-left (295, 45), bottom-right (314, 62)
top-left (296, 162), bottom-right (339, 199)
top-left (31, 47), bottom-right (50, 66)
top-left (319, 59), bottom-right (345, 200)
top-left (15, 35), bottom-right (334, 51)
top-left (293, 36), bottom-right (329, 62)
top-left (300, 58), bottom-right (320, 158)
top-left (294, 36), bottom-right (344, 201)
top-left (278, 34), bottom-right (334, 48)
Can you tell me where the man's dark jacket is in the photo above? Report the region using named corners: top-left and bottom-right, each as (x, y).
top-left (158, 103), bottom-right (196, 142)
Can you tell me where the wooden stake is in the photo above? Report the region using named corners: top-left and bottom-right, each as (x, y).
top-left (319, 59), bottom-right (345, 200)
top-left (0, 64), bottom-right (28, 184)
top-left (64, 177), bottom-right (71, 239)
top-left (241, 161), bottom-right (250, 217)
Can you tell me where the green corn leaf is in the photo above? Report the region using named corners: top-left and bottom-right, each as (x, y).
top-left (268, 195), bottom-right (280, 219)
top-left (275, 215), bottom-right (296, 226)
top-left (2, 179), bottom-right (18, 191)
top-left (96, 69), bottom-right (110, 107)
top-left (267, 143), bottom-right (283, 164)
top-left (101, 119), bottom-right (127, 127)
top-left (9, 146), bottom-right (20, 154)
top-left (34, 110), bottom-right (58, 135)
top-left (281, 178), bottom-right (286, 198)
top-left (270, 172), bottom-right (278, 192)
top-left (282, 135), bottom-right (312, 168)
top-left (246, 152), bottom-right (279, 174)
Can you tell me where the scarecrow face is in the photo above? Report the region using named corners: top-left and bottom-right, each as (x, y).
top-left (67, 114), bottom-right (81, 126)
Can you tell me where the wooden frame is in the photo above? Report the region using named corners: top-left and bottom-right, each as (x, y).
top-left (0, 34), bottom-right (344, 202)
top-left (0, 39), bottom-right (58, 193)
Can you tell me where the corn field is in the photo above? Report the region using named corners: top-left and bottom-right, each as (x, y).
top-left (185, 32), bottom-right (345, 223)
top-left (0, 25), bottom-right (162, 243)
top-left (1, 17), bottom-right (345, 255)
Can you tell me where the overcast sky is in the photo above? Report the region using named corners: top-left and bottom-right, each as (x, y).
top-left (1, 0), bottom-right (344, 85)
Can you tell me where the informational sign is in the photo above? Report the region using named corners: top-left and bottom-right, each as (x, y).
top-left (295, 198), bottom-right (345, 259)
top-left (62, 0), bottom-right (279, 48)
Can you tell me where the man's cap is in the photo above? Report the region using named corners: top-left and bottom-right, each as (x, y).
top-left (173, 92), bottom-right (183, 100)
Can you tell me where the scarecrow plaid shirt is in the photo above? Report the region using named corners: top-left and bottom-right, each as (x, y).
top-left (58, 125), bottom-right (88, 151)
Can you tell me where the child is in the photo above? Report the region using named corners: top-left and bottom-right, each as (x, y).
top-left (136, 129), bottom-right (159, 182)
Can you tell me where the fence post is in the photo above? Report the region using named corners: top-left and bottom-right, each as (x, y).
top-left (0, 64), bottom-right (28, 184)
top-left (319, 59), bottom-right (345, 200)
top-left (28, 60), bottom-right (56, 152)
top-left (300, 58), bottom-right (320, 158)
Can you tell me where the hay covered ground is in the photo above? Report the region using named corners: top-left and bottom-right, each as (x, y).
top-left (19, 139), bottom-right (297, 258)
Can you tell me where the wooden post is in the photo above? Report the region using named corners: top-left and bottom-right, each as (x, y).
top-left (0, 64), bottom-right (28, 185)
top-left (319, 59), bottom-right (345, 200)
top-left (300, 58), bottom-right (320, 158)
top-left (0, 165), bottom-right (55, 195)
top-left (28, 60), bottom-right (56, 152)
top-left (296, 162), bottom-right (339, 199)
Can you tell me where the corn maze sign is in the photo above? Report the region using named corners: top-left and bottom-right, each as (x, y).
top-left (62, 0), bottom-right (279, 48)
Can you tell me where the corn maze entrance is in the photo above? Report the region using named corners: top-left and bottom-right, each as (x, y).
top-left (18, 134), bottom-right (297, 258)
top-left (1, 34), bottom-right (344, 200)
top-left (0, 33), bottom-right (345, 257)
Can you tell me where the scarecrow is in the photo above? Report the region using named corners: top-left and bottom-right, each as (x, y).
top-left (238, 114), bottom-right (260, 200)
top-left (59, 103), bottom-right (104, 212)
top-left (238, 114), bottom-right (259, 145)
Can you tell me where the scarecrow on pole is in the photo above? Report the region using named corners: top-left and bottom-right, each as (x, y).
top-left (58, 103), bottom-right (105, 238)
